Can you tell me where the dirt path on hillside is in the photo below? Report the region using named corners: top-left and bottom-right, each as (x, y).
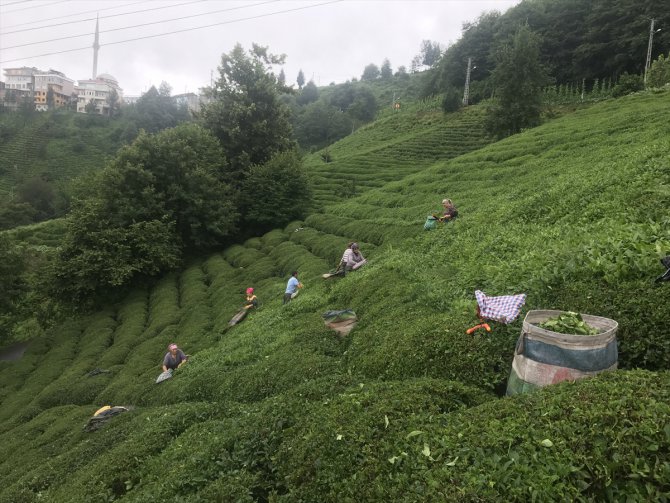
top-left (0, 342), bottom-right (29, 362)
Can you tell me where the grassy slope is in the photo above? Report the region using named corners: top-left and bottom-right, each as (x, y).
top-left (1, 90), bottom-right (670, 501)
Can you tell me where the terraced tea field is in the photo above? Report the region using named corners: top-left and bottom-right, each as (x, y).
top-left (0, 113), bottom-right (121, 197)
top-left (1, 89), bottom-right (670, 501)
top-left (304, 99), bottom-right (492, 207)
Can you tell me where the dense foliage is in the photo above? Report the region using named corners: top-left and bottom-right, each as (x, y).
top-left (49, 124), bottom-right (238, 304)
top-left (429, 0), bottom-right (670, 101)
top-left (239, 149), bottom-right (313, 235)
top-left (0, 90), bottom-right (193, 226)
top-left (202, 43), bottom-right (296, 181)
top-left (485, 25), bottom-right (550, 137)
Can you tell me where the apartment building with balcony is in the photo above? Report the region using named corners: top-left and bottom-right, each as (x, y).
top-left (34, 70), bottom-right (76, 111)
top-left (76, 73), bottom-right (123, 115)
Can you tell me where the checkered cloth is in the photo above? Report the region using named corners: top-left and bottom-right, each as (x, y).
top-left (474, 290), bottom-right (527, 324)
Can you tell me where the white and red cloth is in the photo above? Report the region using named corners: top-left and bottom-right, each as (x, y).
top-left (475, 290), bottom-right (527, 324)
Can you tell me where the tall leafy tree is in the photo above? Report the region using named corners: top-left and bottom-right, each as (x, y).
top-left (239, 149), bottom-right (312, 235)
top-left (46, 86), bottom-right (55, 109)
top-left (106, 88), bottom-right (120, 117)
top-left (202, 43), bottom-right (296, 183)
top-left (294, 101), bottom-right (351, 151)
top-left (647, 53), bottom-right (670, 87)
top-left (49, 124), bottom-right (238, 303)
top-left (297, 69), bottom-right (305, 89)
top-left (361, 63), bottom-right (380, 81)
top-left (381, 59), bottom-right (393, 79)
top-left (486, 24), bottom-right (549, 138)
top-left (347, 86), bottom-right (377, 122)
top-left (296, 80), bottom-right (319, 105)
top-left (84, 100), bottom-right (97, 114)
top-left (420, 40), bottom-right (442, 67)
top-left (0, 234), bottom-right (27, 344)
top-left (132, 84), bottom-right (189, 133)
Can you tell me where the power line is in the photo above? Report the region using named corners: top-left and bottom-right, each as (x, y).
top-left (0, 0), bottom-right (343, 65)
top-left (2, 0), bottom-right (207, 35)
top-left (1, 0), bottom-right (145, 30)
top-left (0, 0), bottom-right (69, 14)
top-left (3, 0), bottom-right (280, 50)
top-left (0, 0), bottom-right (36, 7)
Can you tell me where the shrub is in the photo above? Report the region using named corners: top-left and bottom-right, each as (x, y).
top-left (612, 72), bottom-right (644, 97)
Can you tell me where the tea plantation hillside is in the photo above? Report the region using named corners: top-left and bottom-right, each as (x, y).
top-left (1, 90), bottom-right (670, 502)
top-left (305, 97), bottom-right (492, 207)
top-left (0, 112), bottom-right (127, 196)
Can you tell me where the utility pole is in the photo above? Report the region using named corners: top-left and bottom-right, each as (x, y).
top-left (644, 18), bottom-right (661, 85)
top-left (462, 57), bottom-right (472, 106)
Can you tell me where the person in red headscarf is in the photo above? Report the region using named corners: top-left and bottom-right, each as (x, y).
top-left (244, 287), bottom-right (258, 309)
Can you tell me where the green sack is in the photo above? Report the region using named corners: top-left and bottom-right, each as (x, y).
top-left (424, 216), bottom-right (437, 230)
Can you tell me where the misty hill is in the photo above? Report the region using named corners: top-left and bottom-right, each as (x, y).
top-left (1, 87), bottom-right (669, 501)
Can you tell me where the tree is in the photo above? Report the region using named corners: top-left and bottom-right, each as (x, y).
top-left (239, 149), bottom-right (312, 234)
top-left (16, 177), bottom-right (55, 221)
top-left (46, 86), bottom-right (55, 110)
top-left (485, 24), bottom-right (549, 138)
top-left (381, 59), bottom-right (393, 79)
top-left (202, 43), bottom-right (295, 183)
top-left (0, 200), bottom-right (37, 230)
top-left (611, 72), bottom-right (643, 97)
top-left (84, 100), bottom-right (98, 114)
top-left (361, 63), bottom-right (380, 81)
top-left (329, 82), bottom-right (356, 110)
top-left (294, 101), bottom-right (351, 151)
top-left (296, 80), bottom-right (319, 105)
top-left (347, 86), bottom-right (377, 122)
top-left (131, 84), bottom-right (189, 133)
top-left (0, 234), bottom-right (27, 344)
top-left (442, 87), bottom-right (462, 113)
top-left (297, 69), bottom-right (305, 89)
top-left (420, 40), bottom-right (442, 67)
top-left (158, 81), bottom-right (172, 97)
top-left (106, 88), bottom-right (120, 117)
top-left (647, 53), bottom-right (670, 88)
top-left (49, 124), bottom-right (238, 303)
top-left (395, 66), bottom-right (409, 78)
top-left (278, 68), bottom-right (286, 86)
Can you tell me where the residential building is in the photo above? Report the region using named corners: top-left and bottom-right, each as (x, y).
top-left (34, 70), bottom-right (75, 111)
top-left (76, 73), bottom-right (123, 115)
top-left (123, 95), bottom-right (140, 105)
top-left (173, 92), bottom-right (201, 114)
top-left (2, 67), bottom-right (38, 110)
top-left (3, 66), bottom-right (38, 92)
top-left (2, 67), bottom-right (76, 111)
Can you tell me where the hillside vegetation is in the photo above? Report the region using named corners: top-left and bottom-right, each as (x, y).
top-left (1, 89), bottom-right (670, 501)
top-left (0, 112), bottom-right (125, 195)
top-left (305, 97), bottom-right (492, 207)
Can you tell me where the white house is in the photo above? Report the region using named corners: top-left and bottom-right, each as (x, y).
top-left (76, 73), bottom-right (123, 115)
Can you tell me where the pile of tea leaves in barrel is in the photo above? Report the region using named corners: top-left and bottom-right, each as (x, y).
top-left (538, 312), bottom-right (599, 335)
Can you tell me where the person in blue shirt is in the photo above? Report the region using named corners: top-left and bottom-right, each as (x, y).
top-left (284, 271), bottom-right (303, 304)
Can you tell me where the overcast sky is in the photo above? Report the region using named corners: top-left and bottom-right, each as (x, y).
top-left (0, 0), bottom-right (520, 96)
